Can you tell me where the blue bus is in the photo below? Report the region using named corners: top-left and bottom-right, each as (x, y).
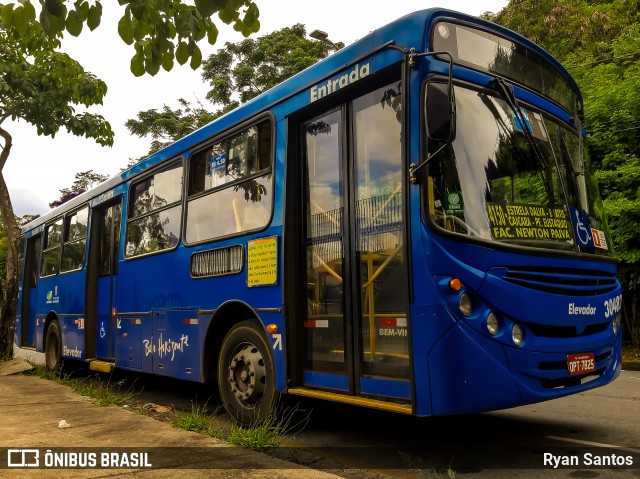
top-left (15, 8), bottom-right (622, 424)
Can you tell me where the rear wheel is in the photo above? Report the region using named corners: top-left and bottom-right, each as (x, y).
top-left (217, 320), bottom-right (278, 425)
top-left (45, 320), bottom-right (62, 371)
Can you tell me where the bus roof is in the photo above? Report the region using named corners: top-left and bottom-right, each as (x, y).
top-left (22, 8), bottom-right (579, 233)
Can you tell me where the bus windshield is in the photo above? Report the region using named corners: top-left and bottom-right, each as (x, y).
top-left (432, 21), bottom-right (580, 113)
top-left (427, 85), bottom-right (612, 255)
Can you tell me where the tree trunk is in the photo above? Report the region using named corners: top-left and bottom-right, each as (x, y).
top-left (0, 125), bottom-right (19, 358)
top-left (633, 288), bottom-right (639, 349)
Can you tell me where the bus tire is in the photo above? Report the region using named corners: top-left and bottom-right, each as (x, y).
top-left (45, 320), bottom-right (62, 371)
top-left (217, 320), bottom-right (278, 425)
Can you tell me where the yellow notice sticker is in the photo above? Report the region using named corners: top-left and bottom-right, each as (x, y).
top-left (247, 236), bottom-right (278, 287)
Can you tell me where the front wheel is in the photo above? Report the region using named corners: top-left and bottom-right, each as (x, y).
top-left (45, 320), bottom-right (62, 371)
top-left (217, 320), bottom-right (278, 425)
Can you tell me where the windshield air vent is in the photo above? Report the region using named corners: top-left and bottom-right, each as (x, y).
top-left (502, 267), bottom-right (617, 296)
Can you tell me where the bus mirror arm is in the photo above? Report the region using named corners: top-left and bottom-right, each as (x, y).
top-left (409, 142), bottom-right (449, 184)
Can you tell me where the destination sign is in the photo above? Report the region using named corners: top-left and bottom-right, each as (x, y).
top-left (486, 203), bottom-right (572, 241)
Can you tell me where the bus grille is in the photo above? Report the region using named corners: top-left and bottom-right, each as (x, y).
top-left (191, 245), bottom-right (244, 278)
top-left (502, 267), bottom-right (617, 296)
top-left (526, 321), bottom-right (610, 338)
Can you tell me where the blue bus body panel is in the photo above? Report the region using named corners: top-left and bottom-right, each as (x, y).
top-left (27, 290), bottom-right (37, 347)
top-left (95, 276), bottom-right (111, 359)
top-left (36, 270), bottom-right (87, 359)
top-left (410, 223), bottom-right (621, 416)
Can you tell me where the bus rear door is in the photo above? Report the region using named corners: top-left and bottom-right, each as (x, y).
top-left (86, 200), bottom-right (121, 361)
top-left (21, 234), bottom-right (41, 348)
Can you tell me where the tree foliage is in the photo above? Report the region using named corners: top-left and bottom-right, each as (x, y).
top-left (125, 98), bottom-right (215, 156)
top-left (126, 24), bottom-right (342, 156)
top-left (491, 0), bottom-right (640, 346)
top-left (49, 169), bottom-right (109, 208)
top-left (202, 23), bottom-right (343, 111)
top-left (0, 0), bottom-right (260, 76)
top-left (0, 15), bottom-right (113, 356)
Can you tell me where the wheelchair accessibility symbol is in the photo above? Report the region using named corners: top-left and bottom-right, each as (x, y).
top-left (571, 207), bottom-right (594, 248)
top-left (99, 322), bottom-right (106, 339)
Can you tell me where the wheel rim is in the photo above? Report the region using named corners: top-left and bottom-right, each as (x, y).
top-left (227, 342), bottom-right (267, 410)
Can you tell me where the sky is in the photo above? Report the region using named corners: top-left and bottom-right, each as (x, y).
top-left (5, 0), bottom-right (509, 216)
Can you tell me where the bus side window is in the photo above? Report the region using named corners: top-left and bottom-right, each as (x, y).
top-left (125, 162), bottom-right (183, 258)
top-left (61, 207), bottom-right (89, 272)
top-left (41, 219), bottom-right (63, 277)
top-left (185, 119), bottom-right (273, 243)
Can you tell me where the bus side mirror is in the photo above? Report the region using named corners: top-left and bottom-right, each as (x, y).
top-left (426, 82), bottom-right (456, 143)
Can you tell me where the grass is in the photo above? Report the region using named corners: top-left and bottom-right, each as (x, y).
top-left (74, 376), bottom-right (137, 407)
top-left (226, 404), bottom-right (308, 454)
top-left (399, 450), bottom-right (456, 479)
top-left (0, 350), bottom-right (13, 362)
top-left (34, 366), bottom-right (138, 407)
top-left (35, 364), bottom-right (309, 455)
top-left (172, 400), bottom-right (222, 438)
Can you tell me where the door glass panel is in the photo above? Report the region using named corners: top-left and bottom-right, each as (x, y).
top-left (99, 204), bottom-right (121, 276)
top-left (30, 236), bottom-right (41, 287)
top-left (353, 83), bottom-right (410, 379)
top-left (304, 110), bottom-right (346, 374)
top-left (96, 202), bottom-right (121, 360)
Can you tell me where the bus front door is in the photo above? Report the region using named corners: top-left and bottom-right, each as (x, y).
top-left (86, 201), bottom-right (121, 361)
top-left (297, 83), bottom-right (412, 403)
top-left (21, 234), bottom-right (41, 348)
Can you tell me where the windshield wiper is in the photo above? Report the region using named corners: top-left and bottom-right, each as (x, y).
top-left (493, 78), bottom-right (555, 204)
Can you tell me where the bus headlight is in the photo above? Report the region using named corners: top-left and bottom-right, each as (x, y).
top-left (486, 312), bottom-right (499, 336)
top-left (613, 314), bottom-right (621, 335)
top-left (512, 324), bottom-right (524, 347)
top-left (459, 293), bottom-right (473, 317)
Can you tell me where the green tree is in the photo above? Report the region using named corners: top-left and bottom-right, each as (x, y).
top-left (0, 0), bottom-right (260, 76)
top-left (49, 170), bottom-right (109, 208)
top-left (490, 0), bottom-right (640, 346)
top-left (125, 98), bottom-right (215, 156)
top-left (0, 21), bottom-right (113, 356)
top-left (202, 23), bottom-right (343, 112)
top-left (126, 24), bottom-right (342, 157)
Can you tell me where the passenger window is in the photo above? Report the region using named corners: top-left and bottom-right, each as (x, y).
top-left (61, 207), bottom-right (89, 272)
top-left (41, 219), bottom-right (63, 277)
top-left (125, 163), bottom-right (182, 257)
top-left (186, 120), bottom-right (273, 243)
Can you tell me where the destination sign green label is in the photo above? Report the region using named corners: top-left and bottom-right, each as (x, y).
top-left (486, 203), bottom-right (571, 241)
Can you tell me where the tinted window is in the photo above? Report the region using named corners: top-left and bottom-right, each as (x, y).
top-left (432, 22), bottom-right (579, 113)
top-left (131, 166), bottom-right (182, 217)
top-left (41, 219), bottom-right (63, 277)
top-left (126, 163), bottom-right (183, 258)
top-left (99, 203), bottom-right (121, 276)
top-left (61, 207), bottom-right (89, 272)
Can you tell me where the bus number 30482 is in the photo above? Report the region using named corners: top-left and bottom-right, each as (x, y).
top-left (604, 295), bottom-right (622, 319)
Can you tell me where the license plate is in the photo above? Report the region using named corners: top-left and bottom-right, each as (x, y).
top-left (567, 352), bottom-right (596, 376)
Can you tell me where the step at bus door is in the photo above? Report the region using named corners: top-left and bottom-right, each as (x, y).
top-left (297, 82), bottom-right (412, 403)
top-left (86, 200), bottom-right (121, 361)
